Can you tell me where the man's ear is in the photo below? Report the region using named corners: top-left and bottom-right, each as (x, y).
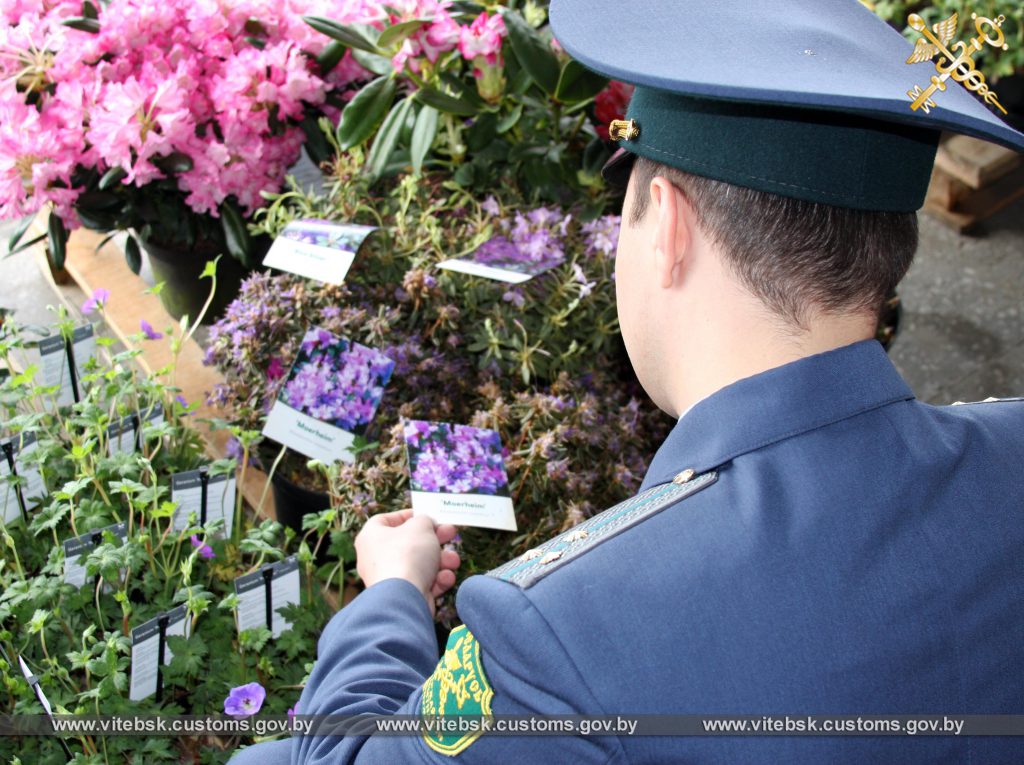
top-left (650, 177), bottom-right (691, 289)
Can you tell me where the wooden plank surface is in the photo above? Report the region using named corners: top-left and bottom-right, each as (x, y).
top-left (31, 221), bottom-right (275, 520)
top-left (934, 135), bottom-right (1022, 190)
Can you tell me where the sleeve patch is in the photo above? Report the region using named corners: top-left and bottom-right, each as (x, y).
top-left (420, 625), bottom-right (494, 756)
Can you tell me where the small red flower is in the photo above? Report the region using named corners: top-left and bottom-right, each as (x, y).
top-left (594, 81), bottom-right (634, 142)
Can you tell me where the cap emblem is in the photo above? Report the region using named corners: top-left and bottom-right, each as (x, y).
top-left (608, 118), bottom-right (640, 141)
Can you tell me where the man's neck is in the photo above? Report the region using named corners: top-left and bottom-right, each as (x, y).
top-left (667, 306), bottom-right (876, 417)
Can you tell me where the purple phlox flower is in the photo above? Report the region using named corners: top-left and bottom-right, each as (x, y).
top-left (190, 534), bottom-right (215, 560)
top-left (571, 263), bottom-right (596, 298)
top-left (224, 682), bottom-right (266, 717)
top-left (287, 704), bottom-right (298, 721)
top-left (267, 357), bottom-right (285, 381)
top-left (481, 195), bottom-right (500, 216)
top-left (82, 288), bottom-right (110, 315)
top-left (140, 319), bottom-right (163, 340)
top-left (175, 395), bottom-right (190, 414)
top-left (407, 422), bottom-right (509, 496)
top-left (502, 290), bottom-right (525, 309)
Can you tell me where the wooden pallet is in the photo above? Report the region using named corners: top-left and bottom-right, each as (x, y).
top-left (924, 134), bottom-right (1024, 233)
top-left (27, 217), bottom-right (276, 520)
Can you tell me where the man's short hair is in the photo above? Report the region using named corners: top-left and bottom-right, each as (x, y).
top-left (627, 156), bottom-right (918, 327)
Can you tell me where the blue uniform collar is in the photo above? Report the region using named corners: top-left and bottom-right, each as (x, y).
top-left (640, 340), bottom-right (915, 490)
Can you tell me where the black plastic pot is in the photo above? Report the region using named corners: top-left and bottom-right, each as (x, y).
top-left (142, 238), bottom-right (250, 325)
top-left (270, 472), bottom-right (332, 536)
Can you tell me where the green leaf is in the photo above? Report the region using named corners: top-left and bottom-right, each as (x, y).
top-left (554, 59), bottom-right (608, 103)
top-left (300, 113), bottom-right (331, 166)
top-left (351, 48), bottom-right (393, 76)
top-left (82, 0), bottom-right (98, 19)
top-left (502, 10), bottom-right (559, 95)
top-left (336, 76), bottom-right (397, 150)
top-left (410, 105), bottom-right (439, 174)
top-left (47, 211), bottom-right (67, 271)
top-left (303, 16), bottom-right (381, 54)
top-left (200, 256), bottom-right (221, 280)
top-left (414, 86), bottom-right (478, 117)
top-left (153, 152), bottom-right (193, 175)
top-left (124, 234), bottom-right (142, 275)
top-left (496, 103), bottom-right (524, 134)
top-left (220, 202), bottom-right (252, 267)
top-left (367, 96), bottom-right (414, 180)
top-left (6, 214), bottom-right (35, 253)
top-left (378, 18), bottom-right (427, 49)
top-left (62, 16), bottom-right (100, 33)
top-left (315, 40), bottom-right (348, 74)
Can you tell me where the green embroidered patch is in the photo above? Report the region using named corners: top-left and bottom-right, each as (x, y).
top-left (420, 625), bottom-right (494, 756)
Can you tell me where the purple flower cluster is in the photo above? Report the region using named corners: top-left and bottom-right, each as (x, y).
top-left (581, 215), bottom-right (621, 259)
top-left (481, 207), bottom-right (570, 275)
top-left (404, 420), bottom-right (510, 497)
top-left (281, 328), bottom-right (395, 433)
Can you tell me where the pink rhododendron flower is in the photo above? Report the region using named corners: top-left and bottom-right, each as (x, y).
top-left (458, 12), bottom-right (505, 65)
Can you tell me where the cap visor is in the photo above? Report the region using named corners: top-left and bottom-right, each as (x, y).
top-left (601, 148), bottom-right (636, 188)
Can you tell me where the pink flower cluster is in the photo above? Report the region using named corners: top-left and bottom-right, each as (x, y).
top-left (0, 0), bottom-right (381, 226)
top-left (389, 1), bottom-right (506, 80)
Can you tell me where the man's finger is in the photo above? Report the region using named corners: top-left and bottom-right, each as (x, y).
top-left (367, 509), bottom-right (415, 528)
top-left (435, 524), bottom-right (459, 545)
top-left (431, 568), bottom-right (457, 598)
top-left (440, 549), bottom-right (461, 571)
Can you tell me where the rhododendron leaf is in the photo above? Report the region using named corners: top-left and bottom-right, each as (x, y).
top-left (414, 86), bottom-right (477, 117)
top-left (351, 49), bottom-right (393, 76)
top-left (82, 0), bottom-right (98, 19)
top-left (337, 76), bottom-right (396, 150)
top-left (502, 10), bottom-right (559, 96)
top-left (124, 235), bottom-right (142, 276)
top-left (47, 212), bottom-right (67, 271)
top-left (220, 204), bottom-right (253, 267)
top-left (97, 166), bottom-right (126, 191)
top-left (411, 105), bottom-right (439, 174)
top-left (497, 103), bottom-right (524, 134)
top-left (315, 41), bottom-right (348, 75)
top-left (378, 19), bottom-right (428, 50)
top-left (368, 97), bottom-right (414, 180)
top-left (300, 114), bottom-right (331, 166)
top-left (304, 16), bottom-right (381, 54)
top-left (6, 214), bottom-right (34, 253)
top-left (62, 16), bottom-right (100, 34)
top-left (555, 60), bottom-right (608, 103)
top-left (244, 18), bottom-right (266, 37)
top-left (153, 152), bottom-right (193, 175)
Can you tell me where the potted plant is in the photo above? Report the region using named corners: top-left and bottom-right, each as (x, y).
top-left (0, 0), bottom-right (379, 322)
top-left (0, 273), bottom-right (342, 763)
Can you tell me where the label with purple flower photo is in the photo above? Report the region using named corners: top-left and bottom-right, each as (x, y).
top-left (437, 236), bottom-right (565, 284)
top-left (263, 327), bottom-right (395, 464)
top-left (402, 420), bottom-right (517, 532)
top-left (262, 219), bottom-right (377, 285)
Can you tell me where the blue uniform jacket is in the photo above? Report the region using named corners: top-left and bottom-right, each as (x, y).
top-left (230, 340), bottom-right (1024, 763)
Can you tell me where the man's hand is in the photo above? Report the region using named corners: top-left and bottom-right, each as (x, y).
top-left (355, 510), bottom-right (461, 614)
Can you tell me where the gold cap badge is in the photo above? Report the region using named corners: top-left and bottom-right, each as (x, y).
top-left (608, 118), bottom-right (640, 141)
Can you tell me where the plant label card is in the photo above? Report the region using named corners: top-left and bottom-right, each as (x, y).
top-left (262, 219), bottom-right (377, 285)
top-left (437, 236), bottom-right (564, 284)
top-left (129, 604), bottom-right (188, 702)
top-left (233, 556), bottom-right (300, 639)
top-left (263, 328), bottom-right (395, 465)
top-left (106, 415), bottom-right (137, 456)
top-left (62, 522), bottom-right (128, 588)
top-left (1, 432), bottom-right (46, 522)
top-left (37, 325), bottom-right (96, 407)
top-left (402, 420), bottom-right (517, 532)
top-left (170, 467), bottom-right (236, 534)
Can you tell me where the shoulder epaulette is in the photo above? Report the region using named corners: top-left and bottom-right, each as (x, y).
top-left (488, 469), bottom-right (717, 588)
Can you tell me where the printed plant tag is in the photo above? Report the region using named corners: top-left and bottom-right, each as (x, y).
top-left (233, 556), bottom-right (300, 639)
top-left (37, 325), bottom-right (96, 407)
top-left (129, 604), bottom-right (188, 701)
top-left (263, 328), bottom-right (394, 464)
top-left (62, 522), bottom-right (128, 588)
top-left (170, 467), bottom-right (236, 534)
top-left (1, 432), bottom-right (46, 522)
top-left (262, 219), bottom-right (377, 285)
top-left (402, 420), bottom-right (517, 531)
top-left (437, 236), bottom-right (564, 284)
top-left (106, 416), bottom-right (137, 457)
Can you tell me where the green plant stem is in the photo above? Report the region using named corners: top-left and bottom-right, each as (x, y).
top-left (256, 444), bottom-right (288, 520)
